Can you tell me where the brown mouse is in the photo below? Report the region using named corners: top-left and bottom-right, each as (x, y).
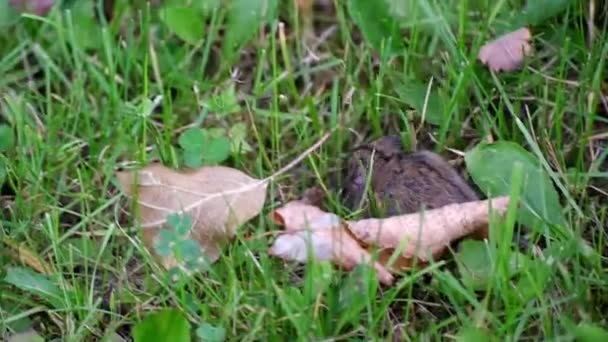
top-left (342, 135), bottom-right (480, 217)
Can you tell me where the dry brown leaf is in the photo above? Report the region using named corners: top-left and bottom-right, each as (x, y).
top-left (2, 237), bottom-right (54, 275)
top-left (348, 196), bottom-right (510, 265)
top-left (268, 200), bottom-right (394, 285)
top-left (478, 27), bottom-right (532, 72)
top-left (116, 132), bottom-right (332, 270)
top-left (296, 0), bottom-right (313, 11)
top-left (268, 196), bottom-right (510, 285)
top-left (116, 163), bottom-right (267, 268)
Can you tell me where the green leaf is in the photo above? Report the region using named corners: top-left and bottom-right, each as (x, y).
top-left (521, 0), bottom-right (573, 26)
top-left (183, 149), bottom-right (204, 168)
top-left (455, 240), bottom-right (492, 290)
top-left (336, 264), bottom-right (375, 330)
top-left (3, 301), bottom-right (34, 334)
top-left (154, 229), bottom-right (178, 257)
top-left (0, 0), bottom-right (21, 29)
top-left (228, 123), bottom-right (252, 154)
top-left (203, 124), bottom-right (251, 155)
top-left (0, 158), bottom-right (6, 185)
top-left (202, 85), bottom-right (241, 116)
top-left (101, 331), bottom-right (127, 342)
top-left (223, 0), bottom-right (277, 61)
top-left (3, 267), bottom-right (63, 306)
top-left (57, 236), bottom-right (111, 265)
top-left (572, 323), bottom-right (608, 342)
top-left (196, 323), bottom-right (225, 342)
top-left (167, 213), bottom-right (194, 236)
top-left (347, 0), bottom-right (404, 56)
top-left (383, 0), bottom-right (455, 34)
top-left (455, 240), bottom-right (529, 291)
top-left (196, 0), bottom-right (220, 16)
top-left (397, 80), bottom-right (445, 125)
top-left (166, 266), bottom-right (185, 283)
top-left (202, 136), bottom-right (231, 165)
top-left (512, 259), bottom-right (550, 302)
top-left (179, 129), bottom-right (208, 168)
top-left (163, 0), bottom-right (220, 16)
top-left (456, 326), bottom-right (498, 342)
top-left (179, 129), bottom-right (230, 165)
top-left (184, 256), bottom-right (208, 272)
top-left (160, 6), bottom-right (205, 45)
top-left (154, 213), bottom-right (207, 272)
top-left (465, 141), bottom-right (565, 229)
top-left (132, 309), bottom-right (191, 342)
top-left (0, 124), bottom-right (14, 151)
top-left (176, 239), bottom-right (203, 261)
top-left (66, 1), bottom-right (101, 50)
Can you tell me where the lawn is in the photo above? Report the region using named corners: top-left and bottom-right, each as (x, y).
top-left (1, 0), bottom-right (607, 341)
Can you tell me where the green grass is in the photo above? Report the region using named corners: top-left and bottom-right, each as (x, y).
top-left (1, 0), bottom-right (607, 340)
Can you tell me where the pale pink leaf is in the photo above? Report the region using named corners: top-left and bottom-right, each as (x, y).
top-left (478, 27), bottom-right (532, 72)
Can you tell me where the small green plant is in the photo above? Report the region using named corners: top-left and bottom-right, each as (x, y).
top-left (0, 124), bottom-right (14, 152)
top-left (133, 308), bottom-right (191, 342)
top-left (196, 322), bottom-right (226, 342)
top-left (454, 240), bottom-right (530, 291)
top-left (160, 5), bottom-right (206, 45)
top-left (153, 213), bottom-right (210, 278)
top-left (347, 0), bottom-right (403, 57)
top-left (178, 128), bottom-right (231, 168)
top-left (201, 84), bottom-right (241, 117)
top-left (3, 267), bottom-right (64, 309)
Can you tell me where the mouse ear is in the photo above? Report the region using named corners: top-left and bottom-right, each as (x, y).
top-left (369, 135), bottom-right (404, 157)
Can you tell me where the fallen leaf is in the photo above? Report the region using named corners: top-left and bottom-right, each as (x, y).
top-left (116, 163), bottom-right (267, 268)
top-left (2, 237), bottom-right (54, 275)
top-left (478, 27), bottom-right (532, 72)
top-left (9, 0), bottom-right (54, 16)
top-left (268, 200), bottom-right (394, 285)
top-left (348, 196), bottom-right (511, 264)
top-left (268, 196), bottom-right (510, 285)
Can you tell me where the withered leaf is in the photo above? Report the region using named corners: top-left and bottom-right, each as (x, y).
top-left (9, 0), bottom-right (54, 16)
top-left (268, 200), bottom-right (394, 285)
top-left (2, 237), bottom-right (54, 275)
top-left (478, 27), bottom-right (532, 72)
top-left (348, 196), bottom-right (510, 265)
top-left (269, 196), bottom-right (510, 285)
top-left (116, 163), bottom-right (267, 268)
